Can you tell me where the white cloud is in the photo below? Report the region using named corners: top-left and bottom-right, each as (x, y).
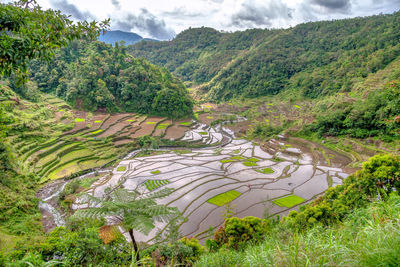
top-left (36, 0), bottom-right (400, 39)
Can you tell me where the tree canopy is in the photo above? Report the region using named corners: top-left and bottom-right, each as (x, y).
top-left (0, 0), bottom-right (109, 81)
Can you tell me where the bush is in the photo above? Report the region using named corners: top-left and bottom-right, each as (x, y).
top-left (8, 220), bottom-right (131, 266)
top-left (152, 237), bottom-right (205, 266)
top-left (212, 216), bottom-right (271, 250)
top-left (286, 154), bottom-right (400, 229)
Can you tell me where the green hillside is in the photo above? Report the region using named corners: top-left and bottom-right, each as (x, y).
top-left (130, 12), bottom-right (400, 101)
top-left (27, 40), bottom-right (193, 118)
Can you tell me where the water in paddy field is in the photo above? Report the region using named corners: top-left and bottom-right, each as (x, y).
top-left (38, 115), bottom-right (350, 243)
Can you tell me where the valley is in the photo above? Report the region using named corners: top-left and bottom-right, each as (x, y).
top-left (1, 2), bottom-right (400, 265)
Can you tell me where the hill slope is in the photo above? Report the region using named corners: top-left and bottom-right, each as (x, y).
top-left (27, 40), bottom-right (193, 118)
top-left (129, 12), bottom-right (400, 100)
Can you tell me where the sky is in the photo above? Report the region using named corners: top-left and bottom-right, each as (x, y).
top-left (24, 0), bottom-right (400, 40)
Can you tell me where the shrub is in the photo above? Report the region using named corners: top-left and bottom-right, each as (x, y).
top-left (8, 220), bottom-right (131, 266)
top-left (212, 216), bottom-right (271, 250)
top-left (286, 154), bottom-right (400, 229)
top-left (152, 237), bottom-right (205, 266)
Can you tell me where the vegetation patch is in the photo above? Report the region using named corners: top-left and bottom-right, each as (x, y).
top-left (230, 156), bottom-right (245, 160)
top-left (294, 105), bottom-right (301, 109)
top-left (220, 159), bottom-right (237, 163)
top-left (257, 167), bottom-right (274, 174)
top-left (243, 161), bottom-right (257, 167)
top-left (199, 132), bottom-right (208, 135)
top-left (143, 179), bottom-right (170, 191)
top-left (207, 116), bottom-right (214, 119)
top-left (180, 122), bottom-right (192, 126)
top-left (126, 119), bottom-right (134, 122)
top-left (273, 195), bottom-right (305, 208)
top-left (94, 120), bottom-right (102, 123)
top-left (116, 166), bottom-right (127, 172)
top-left (157, 123), bottom-right (170, 129)
top-left (246, 157), bottom-right (260, 162)
top-left (91, 129), bottom-right (102, 135)
top-left (207, 190), bottom-right (242, 206)
top-left (146, 121), bottom-right (157, 125)
top-left (75, 118), bottom-right (85, 123)
top-left (151, 170), bottom-right (161, 175)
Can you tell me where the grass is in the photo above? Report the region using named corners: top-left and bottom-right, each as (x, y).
top-left (116, 166), bottom-right (127, 172)
top-left (207, 190), bottom-right (242, 206)
top-left (79, 177), bottom-right (99, 188)
top-left (273, 195), bottom-right (305, 208)
top-left (91, 129), bottom-right (102, 135)
top-left (199, 132), bottom-right (208, 135)
top-left (145, 121), bottom-right (157, 125)
top-left (257, 167), bottom-right (274, 174)
top-left (180, 122), bottom-right (192, 126)
top-left (151, 170), bottom-right (161, 175)
top-left (75, 118), bottom-right (85, 122)
top-left (144, 179), bottom-right (170, 191)
top-left (46, 162), bottom-right (81, 181)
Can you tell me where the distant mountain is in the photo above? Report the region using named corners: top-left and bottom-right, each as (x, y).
top-left (98, 30), bottom-right (155, 46)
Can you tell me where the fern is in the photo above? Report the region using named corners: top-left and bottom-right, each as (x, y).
top-left (73, 187), bottom-right (179, 262)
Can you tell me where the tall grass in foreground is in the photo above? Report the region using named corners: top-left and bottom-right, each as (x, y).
top-left (195, 194), bottom-right (400, 267)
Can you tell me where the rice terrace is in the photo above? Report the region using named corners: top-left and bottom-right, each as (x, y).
top-left (38, 103), bottom-right (351, 244)
top-left (2, 1), bottom-right (400, 265)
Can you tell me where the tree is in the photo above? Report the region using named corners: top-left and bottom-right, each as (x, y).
top-left (73, 187), bottom-right (180, 263)
top-left (0, 0), bottom-right (109, 81)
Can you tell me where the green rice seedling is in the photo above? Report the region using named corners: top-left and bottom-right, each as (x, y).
top-left (243, 161), bottom-right (257, 167)
top-left (246, 157), bottom-right (260, 162)
top-left (220, 159), bottom-right (237, 163)
top-left (257, 168), bottom-right (274, 174)
top-left (91, 129), bottom-right (102, 135)
top-left (117, 166), bottom-right (127, 172)
top-left (207, 190), bottom-right (242, 206)
top-left (230, 156), bottom-right (245, 160)
top-left (151, 170), bottom-right (161, 175)
top-left (273, 195), bottom-right (305, 208)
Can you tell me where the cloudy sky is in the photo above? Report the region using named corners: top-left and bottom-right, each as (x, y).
top-left (30, 0), bottom-right (400, 40)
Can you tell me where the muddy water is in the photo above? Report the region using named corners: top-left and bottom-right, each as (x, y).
top-left (38, 117), bottom-right (352, 243)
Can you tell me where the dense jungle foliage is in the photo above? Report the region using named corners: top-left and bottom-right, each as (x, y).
top-left (307, 79), bottom-right (400, 138)
top-left (26, 40), bottom-right (193, 118)
top-left (130, 12), bottom-right (400, 101)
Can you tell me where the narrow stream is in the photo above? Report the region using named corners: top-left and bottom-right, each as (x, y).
top-left (37, 116), bottom-right (245, 231)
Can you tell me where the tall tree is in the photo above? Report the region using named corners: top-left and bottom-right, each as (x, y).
top-left (73, 187), bottom-right (180, 263)
top-left (0, 0), bottom-right (109, 82)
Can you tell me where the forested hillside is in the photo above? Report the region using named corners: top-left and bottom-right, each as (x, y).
top-left (130, 12), bottom-right (400, 100)
top-left (27, 40), bottom-right (193, 118)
